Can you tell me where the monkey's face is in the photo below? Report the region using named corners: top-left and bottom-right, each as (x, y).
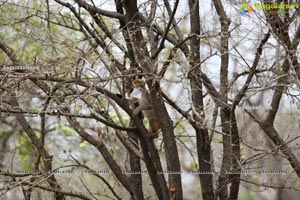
top-left (133, 82), bottom-right (143, 88)
top-left (132, 79), bottom-right (145, 89)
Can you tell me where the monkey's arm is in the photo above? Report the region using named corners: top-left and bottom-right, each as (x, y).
top-left (132, 104), bottom-right (153, 115)
top-left (126, 97), bottom-right (138, 104)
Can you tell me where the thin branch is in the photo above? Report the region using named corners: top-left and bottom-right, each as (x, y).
top-left (74, 0), bottom-right (126, 21)
top-left (71, 155), bottom-right (122, 200)
top-left (232, 30), bottom-right (270, 110)
top-left (0, 41), bottom-right (20, 64)
top-left (21, 181), bottom-right (92, 200)
top-left (151, 0), bottom-right (179, 59)
top-left (246, 109), bottom-right (300, 177)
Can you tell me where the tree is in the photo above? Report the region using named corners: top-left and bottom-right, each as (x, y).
top-left (1, 0), bottom-right (300, 199)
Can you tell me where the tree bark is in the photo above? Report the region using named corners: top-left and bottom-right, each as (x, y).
top-left (211, 0), bottom-right (240, 199)
top-left (188, 0), bottom-right (215, 199)
top-left (123, 1), bottom-right (183, 199)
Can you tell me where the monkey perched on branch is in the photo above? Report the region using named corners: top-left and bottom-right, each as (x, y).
top-left (127, 79), bottom-right (160, 138)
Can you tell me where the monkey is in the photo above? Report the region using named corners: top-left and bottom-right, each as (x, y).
top-left (127, 79), bottom-right (160, 138)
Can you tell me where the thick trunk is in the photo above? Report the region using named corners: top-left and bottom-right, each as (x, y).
top-left (211, 0), bottom-right (241, 199)
top-left (188, 0), bottom-right (215, 199)
top-left (128, 130), bottom-right (144, 200)
top-left (123, 1), bottom-right (183, 199)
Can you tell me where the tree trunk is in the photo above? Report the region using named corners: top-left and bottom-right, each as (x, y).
top-left (188, 0), bottom-right (215, 199)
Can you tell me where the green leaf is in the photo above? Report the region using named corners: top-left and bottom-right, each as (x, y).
top-left (56, 124), bottom-right (76, 135)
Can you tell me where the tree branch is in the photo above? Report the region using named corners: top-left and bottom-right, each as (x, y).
top-left (246, 110), bottom-right (300, 177)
